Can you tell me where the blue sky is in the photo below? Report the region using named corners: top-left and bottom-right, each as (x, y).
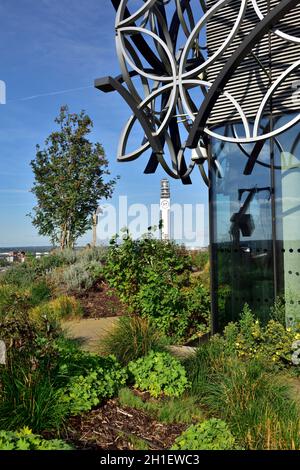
top-left (0, 0), bottom-right (208, 247)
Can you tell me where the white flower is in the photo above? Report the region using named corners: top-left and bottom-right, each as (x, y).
top-left (291, 351), bottom-right (300, 365)
top-left (292, 340), bottom-right (300, 350)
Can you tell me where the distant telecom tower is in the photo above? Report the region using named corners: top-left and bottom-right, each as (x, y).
top-left (160, 179), bottom-right (171, 241)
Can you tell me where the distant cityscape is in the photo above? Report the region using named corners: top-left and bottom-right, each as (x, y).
top-left (0, 246), bottom-right (52, 254)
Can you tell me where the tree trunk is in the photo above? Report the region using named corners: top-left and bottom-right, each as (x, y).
top-left (60, 224), bottom-right (67, 250)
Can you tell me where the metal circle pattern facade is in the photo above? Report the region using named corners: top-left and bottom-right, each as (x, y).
top-left (97, 0), bottom-right (300, 184)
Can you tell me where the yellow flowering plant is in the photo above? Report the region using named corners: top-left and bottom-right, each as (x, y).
top-left (223, 304), bottom-right (298, 365)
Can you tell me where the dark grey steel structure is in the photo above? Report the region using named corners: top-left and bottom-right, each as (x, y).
top-left (97, 0), bottom-right (300, 331)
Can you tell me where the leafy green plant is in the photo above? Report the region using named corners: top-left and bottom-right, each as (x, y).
top-left (0, 428), bottom-right (72, 450)
top-left (0, 258), bottom-right (10, 268)
top-left (101, 316), bottom-right (168, 365)
top-left (269, 297), bottom-right (286, 326)
top-left (0, 285), bottom-right (31, 318)
top-left (223, 304), bottom-right (298, 364)
top-left (171, 419), bottom-right (236, 450)
top-left (1, 254), bottom-right (64, 288)
top-left (128, 351), bottom-right (190, 398)
top-left (29, 281), bottom-right (52, 307)
top-left (61, 355), bottom-right (127, 415)
top-left (136, 277), bottom-right (189, 340)
top-left (104, 230), bottom-right (190, 308)
top-left (104, 230), bottom-right (210, 341)
top-left (190, 250), bottom-right (209, 272)
top-left (182, 279), bottom-right (211, 340)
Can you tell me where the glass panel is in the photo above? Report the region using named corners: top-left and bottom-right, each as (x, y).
top-left (210, 123), bottom-right (275, 329)
top-left (274, 114), bottom-right (300, 327)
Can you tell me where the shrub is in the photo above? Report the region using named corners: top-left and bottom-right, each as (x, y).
top-left (182, 279), bottom-right (211, 340)
top-left (137, 278), bottom-right (189, 340)
top-left (101, 316), bottom-right (168, 365)
top-left (128, 351), bottom-right (190, 398)
top-left (171, 419), bottom-right (236, 450)
top-left (269, 297), bottom-right (286, 326)
top-left (0, 282), bottom-right (52, 320)
top-left (0, 258), bottom-right (10, 268)
top-left (104, 230), bottom-right (191, 311)
top-left (0, 313), bottom-right (38, 352)
top-left (1, 248), bottom-right (106, 292)
top-left (1, 263), bottom-right (37, 288)
top-left (1, 254), bottom-right (64, 288)
top-left (104, 230), bottom-right (210, 341)
top-left (223, 304), bottom-right (298, 365)
top-left (29, 295), bottom-right (83, 328)
top-left (50, 260), bottom-right (103, 294)
top-left (0, 285), bottom-right (31, 318)
top-left (190, 250), bottom-right (209, 272)
top-left (77, 246), bottom-right (107, 264)
top-left (0, 428), bottom-right (72, 450)
top-left (61, 355), bottom-right (127, 415)
top-left (29, 281), bottom-right (52, 307)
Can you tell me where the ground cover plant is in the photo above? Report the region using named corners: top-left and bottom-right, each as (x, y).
top-left (0, 428), bottom-right (72, 451)
top-left (60, 353), bottom-right (127, 415)
top-left (171, 419), bottom-right (237, 450)
top-left (128, 351), bottom-right (190, 398)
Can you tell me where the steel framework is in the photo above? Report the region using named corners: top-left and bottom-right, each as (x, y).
top-left (96, 0), bottom-right (300, 185)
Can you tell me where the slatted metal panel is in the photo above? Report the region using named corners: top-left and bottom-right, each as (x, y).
top-left (206, 0), bottom-right (300, 125)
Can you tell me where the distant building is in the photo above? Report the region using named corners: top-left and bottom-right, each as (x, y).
top-left (160, 179), bottom-right (171, 241)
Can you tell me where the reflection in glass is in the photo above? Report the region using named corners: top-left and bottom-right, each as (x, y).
top-left (210, 117), bottom-right (300, 330)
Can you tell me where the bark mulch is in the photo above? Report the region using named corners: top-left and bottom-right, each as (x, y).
top-left (64, 399), bottom-right (186, 450)
top-left (78, 282), bottom-right (125, 319)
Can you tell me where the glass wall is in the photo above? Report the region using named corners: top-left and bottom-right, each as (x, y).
top-left (210, 118), bottom-right (300, 330)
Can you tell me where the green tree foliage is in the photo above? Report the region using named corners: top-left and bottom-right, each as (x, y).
top-left (30, 106), bottom-right (117, 249)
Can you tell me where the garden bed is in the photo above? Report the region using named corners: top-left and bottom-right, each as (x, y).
top-left (65, 399), bottom-right (186, 450)
top-left (77, 282), bottom-right (125, 319)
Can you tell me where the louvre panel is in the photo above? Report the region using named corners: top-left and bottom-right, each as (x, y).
top-left (206, 0), bottom-right (300, 125)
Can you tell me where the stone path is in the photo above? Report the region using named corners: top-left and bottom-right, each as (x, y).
top-left (62, 317), bottom-right (118, 353)
top-left (63, 317), bottom-right (197, 358)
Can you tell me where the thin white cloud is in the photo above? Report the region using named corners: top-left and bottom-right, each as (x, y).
top-left (9, 85), bottom-right (93, 103)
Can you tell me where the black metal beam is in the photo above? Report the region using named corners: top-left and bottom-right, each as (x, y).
top-left (95, 76), bottom-right (163, 155)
